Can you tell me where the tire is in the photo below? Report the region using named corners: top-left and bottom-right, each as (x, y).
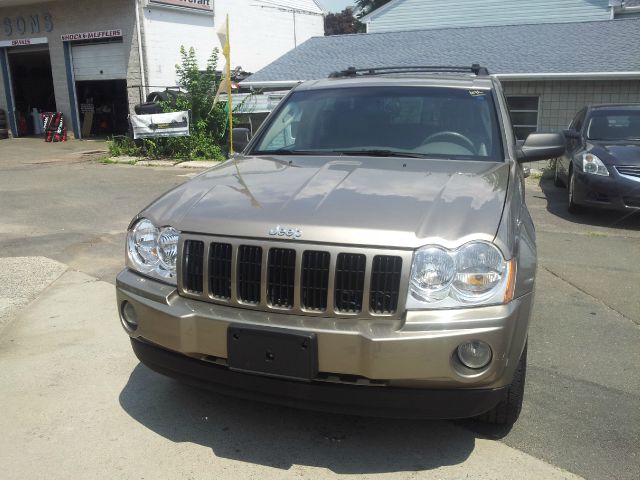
top-left (553, 160), bottom-right (564, 187)
top-left (146, 90), bottom-right (180, 108)
top-left (475, 343), bottom-right (527, 426)
top-left (0, 128), bottom-right (8, 140)
top-left (134, 102), bottom-right (163, 115)
top-left (568, 169), bottom-right (584, 214)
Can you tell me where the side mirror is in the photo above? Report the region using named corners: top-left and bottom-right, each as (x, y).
top-left (522, 166), bottom-right (531, 179)
top-left (563, 129), bottom-right (581, 140)
top-left (231, 127), bottom-right (251, 153)
top-left (517, 132), bottom-right (566, 163)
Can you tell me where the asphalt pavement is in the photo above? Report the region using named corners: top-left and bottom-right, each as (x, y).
top-left (0, 139), bottom-right (638, 479)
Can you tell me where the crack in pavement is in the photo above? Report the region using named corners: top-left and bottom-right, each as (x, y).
top-left (540, 264), bottom-right (639, 326)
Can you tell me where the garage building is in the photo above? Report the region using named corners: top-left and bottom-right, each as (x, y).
top-left (0, 0), bottom-right (324, 139)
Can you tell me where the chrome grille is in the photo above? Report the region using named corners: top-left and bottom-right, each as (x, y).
top-left (616, 165), bottom-right (640, 178)
top-left (178, 235), bottom-right (411, 319)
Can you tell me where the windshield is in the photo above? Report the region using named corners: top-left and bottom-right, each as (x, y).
top-left (252, 86), bottom-right (504, 161)
top-left (586, 110), bottom-right (640, 141)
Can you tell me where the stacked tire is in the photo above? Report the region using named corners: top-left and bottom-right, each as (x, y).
top-left (0, 109), bottom-right (8, 140)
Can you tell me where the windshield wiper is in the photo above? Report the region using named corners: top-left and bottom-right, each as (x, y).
top-left (331, 149), bottom-right (428, 159)
top-left (252, 149), bottom-right (328, 156)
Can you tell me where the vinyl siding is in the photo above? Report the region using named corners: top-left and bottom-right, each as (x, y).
top-left (365, 0), bottom-right (611, 33)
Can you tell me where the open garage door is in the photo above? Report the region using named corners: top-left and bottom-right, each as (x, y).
top-left (72, 41), bottom-right (129, 137)
top-left (72, 42), bottom-right (127, 81)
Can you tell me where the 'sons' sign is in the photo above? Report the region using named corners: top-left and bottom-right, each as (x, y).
top-left (149, 0), bottom-right (213, 11)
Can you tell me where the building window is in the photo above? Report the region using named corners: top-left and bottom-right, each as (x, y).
top-left (506, 96), bottom-right (539, 140)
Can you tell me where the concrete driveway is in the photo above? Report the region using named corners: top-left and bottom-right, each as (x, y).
top-left (0, 146), bottom-right (638, 479)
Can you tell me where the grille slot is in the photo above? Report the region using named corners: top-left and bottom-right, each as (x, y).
top-left (334, 253), bottom-right (366, 313)
top-left (237, 245), bottom-right (263, 304)
top-left (208, 242), bottom-right (232, 299)
top-left (369, 255), bottom-right (403, 314)
top-left (183, 240), bottom-right (205, 293)
top-left (301, 251), bottom-right (330, 311)
top-left (616, 165), bottom-right (640, 178)
top-left (267, 248), bottom-right (296, 308)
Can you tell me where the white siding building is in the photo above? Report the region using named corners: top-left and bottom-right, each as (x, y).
top-left (143, 0), bottom-right (325, 90)
top-left (0, 0), bottom-right (325, 139)
top-left (360, 0), bottom-right (640, 33)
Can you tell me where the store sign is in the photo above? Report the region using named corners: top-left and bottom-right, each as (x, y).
top-left (149, 0), bottom-right (213, 12)
top-left (61, 30), bottom-right (123, 42)
top-left (131, 112), bottom-right (191, 139)
top-left (2, 13), bottom-right (54, 37)
top-left (0, 37), bottom-right (48, 47)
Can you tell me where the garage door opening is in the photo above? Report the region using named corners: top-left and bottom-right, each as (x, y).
top-left (76, 80), bottom-right (129, 136)
top-left (8, 47), bottom-right (56, 136)
top-left (71, 39), bottom-right (128, 137)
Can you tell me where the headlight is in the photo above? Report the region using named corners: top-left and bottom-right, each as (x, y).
top-left (410, 247), bottom-right (455, 302)
top-left (407, 241), bottom-right (515, 309)
top-left (127, 218), bottom-right (180, 284)
top-left (582, 153), bottom-right (609, 176)
top-left (453, 242), bottom-right (505, 302)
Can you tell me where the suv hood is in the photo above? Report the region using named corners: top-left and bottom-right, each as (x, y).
top-left (142, 156), bottom-right (509, 249)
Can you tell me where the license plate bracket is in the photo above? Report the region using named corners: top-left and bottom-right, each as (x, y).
top-left (227, 324), bottom-right (318, 381)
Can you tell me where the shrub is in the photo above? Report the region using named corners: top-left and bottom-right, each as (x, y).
top-left (108, 46), bottom-right (227, 161)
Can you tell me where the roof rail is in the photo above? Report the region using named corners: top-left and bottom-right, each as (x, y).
top-left (328, 64), bottom-right (490, 78)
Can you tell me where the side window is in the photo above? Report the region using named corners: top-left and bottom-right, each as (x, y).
top-left (571, 109), bottom-right (586, 132)
top-left (506, 96), bottom-right (539, 141)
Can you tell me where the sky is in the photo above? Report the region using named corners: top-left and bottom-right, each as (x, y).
top-left (317, 0), bottom-right (355, 12)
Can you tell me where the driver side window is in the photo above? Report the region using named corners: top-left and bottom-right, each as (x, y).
top-left (571, 109), bottom-right (586, 133)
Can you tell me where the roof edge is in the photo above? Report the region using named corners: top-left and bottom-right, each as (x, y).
top-left (242, 72), bottom-right (640, 88)
top-left (241, 80), bottom-right (303, 88)
top-left (360, 0), bottom-right (403, 22)
top-left (496, 71), bottom-right (640, 80)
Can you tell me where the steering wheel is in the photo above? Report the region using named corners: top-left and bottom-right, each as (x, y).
top-left (422, 131), bottom-right (476, 154)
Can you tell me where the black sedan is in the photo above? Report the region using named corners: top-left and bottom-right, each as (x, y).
top-left (555, 104), bottom-right (640, 213)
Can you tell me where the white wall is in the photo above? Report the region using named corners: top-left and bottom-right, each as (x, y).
top-left (142, 0), bottom-right (324, 89)
top-left (142, 5), bottom-right (216, 89)
top-left (219, 0), bottom-right (324, 73)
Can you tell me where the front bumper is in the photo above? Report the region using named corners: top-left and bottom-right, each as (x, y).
top-left (117, 269), bottom-right (532, 392)
top-left (131, 337), bottom-right (508, 419)
top-left (573, 169), bottom-right (640, 211)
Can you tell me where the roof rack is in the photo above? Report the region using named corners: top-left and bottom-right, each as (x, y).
top-left (328, 64), bottom-right (490, 78)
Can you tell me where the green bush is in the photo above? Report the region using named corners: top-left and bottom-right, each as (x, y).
top-left (108, 46), bottom-right (227, 161)
top-left (108, 135), bottom-right (141, 157)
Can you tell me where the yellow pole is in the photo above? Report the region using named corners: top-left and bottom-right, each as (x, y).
top-left (226, 14), bottom-right (233, 154)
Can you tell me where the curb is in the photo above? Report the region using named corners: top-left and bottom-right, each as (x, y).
top-left (106, 157), bottom-right (220, 169)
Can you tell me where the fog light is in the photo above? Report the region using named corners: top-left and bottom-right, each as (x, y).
top-left (457, 340), bottom-right (492, 369)
top-left (121, 301), bottom-right (138, 331)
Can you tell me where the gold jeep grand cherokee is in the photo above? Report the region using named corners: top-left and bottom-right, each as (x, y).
top-left (117, 65), bottom-right (565, 426)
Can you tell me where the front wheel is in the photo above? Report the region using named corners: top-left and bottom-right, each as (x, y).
top-left (475, 343), bottom-right (527, 426)
top-left (568, 170), bottom-right (583, 214)
top-left (554, 160), bottom-right (564, 187)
